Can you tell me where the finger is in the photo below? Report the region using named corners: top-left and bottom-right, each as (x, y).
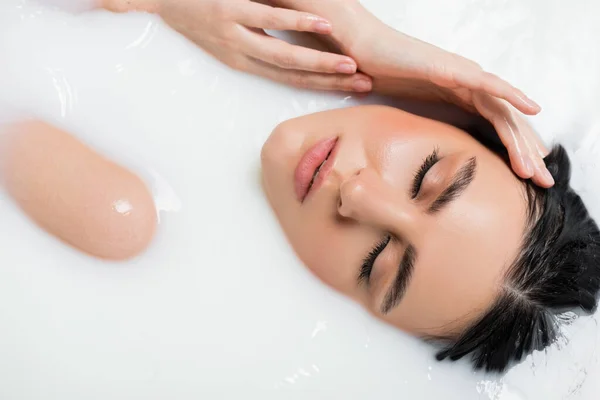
top-left (245, 57), bottom-right (372, 92)
top-left (512, 113), bottom-right (555, 188)
top-left (521, 119), bottom-right (550, 159)
top-left (445, 54), bottom-right (541, 115)
top-left (517, 124), bottom-right (549, 187)
top-left (479, 72), bottom-right (541, 115)
top-left (474, 93), bottom-right (555, 187)
top-left (511, 109), bottom-right (549, 158)
top-left (241, 29), bottom-right (357, 74)
top-left (472, 92), bottom-right (534, 180)
top-left (528, 151), bottom-right (555, 188)
top-left (235, 2), bottom-right (333, 34)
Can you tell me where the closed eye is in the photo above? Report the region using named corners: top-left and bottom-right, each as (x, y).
top-left (358, 236), bottom-right (391, 286)
top-left (411, 148), bottom-right (440, 199)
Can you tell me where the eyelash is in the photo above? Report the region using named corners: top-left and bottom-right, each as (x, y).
top-left (358, 148), bottom-right (440, 286)
top-left (411, 148), bottom-right (440, 199)
top-left (359, 235), bottom-right (391, 285)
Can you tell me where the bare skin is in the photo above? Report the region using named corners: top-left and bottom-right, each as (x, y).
top-left (268, 0), bottom-right (553, 188)
top-left (261, 105), bottom-right (529, 335)
top-left (101, 0), bottom-right (372, 92)
top-left (102, 0), bottom-right (552, 189)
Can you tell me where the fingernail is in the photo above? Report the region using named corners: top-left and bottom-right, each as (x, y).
top-left (541, 167), bottom-right (555, 186)
top-left (336, 63), bottom-right (356, 74)
top-left (518, 93), bottom-right (541, 112)
top-left (522, 156), bottom-right (534, 177)
top-left (352, 79), bottom-right (372, 92)
top-left (313, 20), bottom-right (332, 34)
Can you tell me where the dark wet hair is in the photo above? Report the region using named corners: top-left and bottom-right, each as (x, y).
top-left (433, 120), bottom-right (600, 373)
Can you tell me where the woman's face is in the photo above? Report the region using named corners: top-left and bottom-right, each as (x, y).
top-left (261, 105), bottom-right (528, 337)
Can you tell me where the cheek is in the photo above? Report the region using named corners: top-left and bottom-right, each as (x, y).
top-left (394, 233), bottom-right (502, 333)
top-left (397, 193), bottom-right (524, 331)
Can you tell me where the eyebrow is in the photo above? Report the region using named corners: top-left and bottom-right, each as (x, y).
top-left (379, 157), bottom-right (478, 314)
top-left (427, 157), bottom-right (477, 214)
top-left (381, 244), bottom-right (416, 314)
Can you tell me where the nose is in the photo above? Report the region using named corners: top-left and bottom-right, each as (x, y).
top-left (338, 169), bottom-right (419, 237)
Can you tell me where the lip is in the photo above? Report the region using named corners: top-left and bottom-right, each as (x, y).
top-left (294, 137), bottom-right (339, 202)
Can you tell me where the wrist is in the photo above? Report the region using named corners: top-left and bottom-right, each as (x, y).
top-left (314, 1), bottom-right (377, 53)
top-left (101, 0), bottom-right (160, 13)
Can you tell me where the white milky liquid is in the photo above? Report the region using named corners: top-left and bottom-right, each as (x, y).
top-left (0, 1), bottom-right (599, 399)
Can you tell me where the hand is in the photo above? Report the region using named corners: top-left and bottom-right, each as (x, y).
top-left (452, 87), bottom-right (553, 187)
top-left (268, 0), bottom-right (553, 187)
top-left (103, 0), bottom-right (373, 92)
top-left (472, 92), bottom-right (554, 188)
top-left (367, 77), bottom-right (553, 187)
